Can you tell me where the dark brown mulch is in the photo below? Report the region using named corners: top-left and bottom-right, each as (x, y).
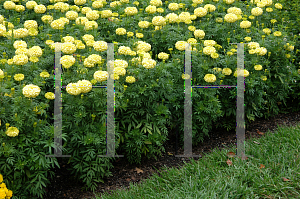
top-left (42, 109), bottom-right (300, 199)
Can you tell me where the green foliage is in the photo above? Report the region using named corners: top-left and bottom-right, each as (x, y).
top-left (0, 0), bottom-right (300, 197)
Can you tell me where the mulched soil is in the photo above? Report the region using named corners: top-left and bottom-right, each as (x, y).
top-left (42, 109), bottom-right (300, 199)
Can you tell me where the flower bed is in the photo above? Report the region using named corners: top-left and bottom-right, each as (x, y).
top-left (0, 0), bottom-right (299, 198)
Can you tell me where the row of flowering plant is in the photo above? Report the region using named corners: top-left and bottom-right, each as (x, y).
top-left (0, 0), bottom-right (299, 197)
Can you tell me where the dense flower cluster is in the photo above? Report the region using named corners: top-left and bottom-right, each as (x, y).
top-left (227, 7), bottom-right (242, 15)
top-left (51, 19), bottom-right (66, 29)
top-left (28, 46), bottom-right (43, 57)
top-left (251, 7), bottom-right (263, 16)
top-left (124, 7), bottom-right (138, 16)
top-left (22, 84), bottom-right (41, 98)
top-left (14, 74), bottom-right (24, 81)
top-left (204, 40), bottom-right (216, 47)
top-left (62, 43), bottom-right (77, 54)
top-left (165, 13), bottom-right (178, 23)
top-left (203, 46), bottom-right (216, 55)
top-left (86, 11), bottom-right (100, 20)
top-left (136, 41), bottom-right (151, 52)
top-left (0, 174), bottom-right (13, 198)
top-left (254, 65), bottom-right (263, 70)
top-left (138, 21), bottom-right (150, 28)
top-left (158, 52), bottom-right (169, 60)
top-left (150, 0), bottom-right (162, 7)
top-left (204, 4), bottom-right (216, 12)
top-left (204, 74), bottom-right (216, 82)
top-left (66, 82), bottom-right (81, 95)
top-left (142, 58), bottom-right (156, 69)
top-left (24, 20), bottom-right (38, 30)
top-left (194, 7), bottom-right (207, 17)
top-left (234, 69), bottom-right (250, 77)
top-left (13, 28), bottom-right (29, 39)
top-left (116, 28), bottom-right (126, 35)
top-left (168, 3), bottom-right (179, 11)
top-left (94, 71), bottom-right (108, 82)
top-left (5, 127), bottom-right (19, 137)
top-left (77, 80), bottom-right (93, 93)
top-left (224, 13), bottom-right (238, 23)
top-left (3, 1), bottom-right (16, 10)
top-left (60, 55), bottom-right (76, 68)
top-left (84, 21), bottom-right (98, 30)
top-left (34, 5), bottom-right (46, 14)
top-left (45, 92), bottom-right (55, 100)
top-left (13, 54), bottom-right (28, 65)
top-left (118, 46), bottom-right (132, 55)
top-left (194, 29), bottom-right (205, 39)
top-left (145, 5), bottom-right (156, 14)
top-left (152, 16), bottom-right (166, 26)
top-left (13, 40), bottom-right (27, 49)
top-left (175, 41), bottom-right (188, 51)
top-left (240, 20), bottom-right (251, 29)
top-left (92, 1), bottom-right (103, 9)
top-left (125, 76), bottom-right (136, 83)
top-left (222, 68), bottom-right (232, 75)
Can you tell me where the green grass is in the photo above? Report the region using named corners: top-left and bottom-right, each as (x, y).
top-left (92, 122), bottom-right (300, 199)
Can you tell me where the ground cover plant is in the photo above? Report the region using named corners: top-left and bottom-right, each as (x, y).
top-left (96, 121), bottom-right (300, 199)
top-left (0, 0), bottom-right (299, 198)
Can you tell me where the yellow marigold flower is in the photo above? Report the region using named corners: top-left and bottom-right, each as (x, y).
top-left (204, 4), bottom-right (216, 12)
top-left (125, 76), bottom-right (136, 83)
top-left (227, 51), bottom-right (234, 56)
top-left (273, 31), bottom-right (282, 36)
top-left (222, 68), bottom-right (232, 75)
top-left (202, 46), bottom-right (216, 55)
top-left (168, 3), bottom-right (179, 11)
top-left (40, 71), bottom-right (50, 78)
top-left (261, 76), bottom-right (267, 81)
top-left (135, 33), bottom-right (144, 38)
top-left (182, 73), bottom-right (190, 79)
top-left (240, 21), bottom-right (251, 29)
top-left (66, 82), bottom-right (82, 95)
top-left (194, 7), bottom-right (207, 17)
top-left (188, 26), bottom-right (196, 31)
top-left (116, 28), bottom-right (126, 35)
top-left (158, 52), bottom-right (169, 60)
top-left (127, 32), bottom-right (134, 37)
top-left (5, 127), bottom-right (19, 137)
top-left (224, 13), bottom-right (238, 23)
top-left (263, 28), bottom-right (271, 34)
top-left (77, 80), bottom-right (92, 93)
top-left (244, 37), bottom-right (251, 41)
top-left (270, 19), bottom-right (277, 24)
top-left (234, 69), bottom-right (249, 77)
top-left (211, 52), bottom-right (219, 59)
top-left (14, 73), bottom-right (24, 81)
top-left (274, 3), bottom-right (282, 9)
top-left (194, 29), bottom-right (205, 39)
top-left (204, 74), bottom-right (216, 83)
top-left (254, 65), bottom-right (262, 70)
top-left (138, 21), bottom-right (150, 28)
top-left (213, 67), bottom-right (222, 72)
top-left (45, 92), bottom-right (55, 100)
